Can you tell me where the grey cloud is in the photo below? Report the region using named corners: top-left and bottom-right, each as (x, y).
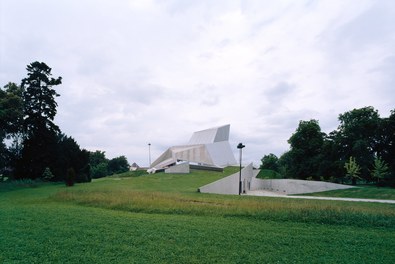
top-left (2, 0), bottom-right (395, 167)
top-left (264, 82), bottom-right (296, 103)
top-left (321, 1), bottom-right (395, 61)
top-left (336, 2), bottom-right (395, 49)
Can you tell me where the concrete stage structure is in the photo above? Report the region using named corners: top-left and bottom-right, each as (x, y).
top-left (150, 125), bottom-right (237, 171)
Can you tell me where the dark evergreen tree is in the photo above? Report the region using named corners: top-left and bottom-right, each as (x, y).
top-left (16, 62), bottom-right (62, 179)
top-left (54, 134), bottom-right (91, 183)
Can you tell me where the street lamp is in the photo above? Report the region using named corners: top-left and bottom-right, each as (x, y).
top-left (237, 143), bottom-right (245, 195)
top-left (148, 143), bottom-right (151, 168)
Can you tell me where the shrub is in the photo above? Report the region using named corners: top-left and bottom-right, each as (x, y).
top-left (66, 168), bottom-right (76, 186)
top-left (42, 167), bottom-right (55, 181)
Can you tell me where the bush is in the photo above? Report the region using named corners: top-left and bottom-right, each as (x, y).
top-left (42, 167), bottom-right (55, 181)
top-left (66, 168), bottom-right (76, 186)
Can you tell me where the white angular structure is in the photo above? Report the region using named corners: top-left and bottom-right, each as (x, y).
top-left (150, 125), bottom-right (237, 169)
top-left (199, 163), bottom-right (355, 195)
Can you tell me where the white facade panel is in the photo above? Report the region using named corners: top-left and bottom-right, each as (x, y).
top-left (205, 141), bottom-right (237, 166)
top-left (150, 124), bottom-right (236, 169)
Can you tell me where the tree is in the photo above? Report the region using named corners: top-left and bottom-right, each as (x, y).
top-left (108, 156), bottom-right (130, 174)
top-left (337, 107), bottom-right (380, 181)
top-left (0, 82), bottom-right (23, 175)
top-left (344, 156), bottom-right (361, 185)
top-left (16, 62), bottom-right (62, 179)
top-left (317, 132), bottom-right (344, 182)
top-left (22, 61), bottom-right (62, 136)
top-left (371, 157), bottom-right (390, 186)
top-left (377, 109), bottom-right (395, 185)
top-left (286, 120), bottom-right (325, 179)
top-left (89, 150), bottom-right (109, 179)
top-left (91, 162), bottom-right (109, 179)
top-left (278, 151), bottom-right (292, 178)
top-left (89, 150), bottom-right (108, 167)
top-left (0, 82), bottom-right (23, 136)
top-left (17, 127), bottom-right (58, 180)
top-left (65, 167), bottom-right (76, 186)
top-left (54, 134), bottom-right (91, 183)
top-left (260, 153), bottom-right (279, 171)
top-left (42, 167), bottom-right (55, 181)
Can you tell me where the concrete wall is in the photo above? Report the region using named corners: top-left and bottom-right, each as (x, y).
top-left (165, 162), bottom-right (190, 174)
top-left (199, 163), bottom-right (255, 195)
top-left (199, 164), bottom-right (354, 195)
top-left (250, 178), bottom-right (354, 195)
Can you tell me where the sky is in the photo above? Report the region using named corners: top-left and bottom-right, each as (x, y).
top-left (1, 0), bottom-right (394, 167)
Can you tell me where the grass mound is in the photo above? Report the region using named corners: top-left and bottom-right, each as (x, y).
top-left (1, 167), bottom-right (395, 263)
top-left (51, 169), bottom-right (395, 228)
top-left (299, 186), bottom-right (395, 200)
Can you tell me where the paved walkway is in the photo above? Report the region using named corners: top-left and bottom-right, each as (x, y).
top-left (245, 190), bottom-right (395, 204)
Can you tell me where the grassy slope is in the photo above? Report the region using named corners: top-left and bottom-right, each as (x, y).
top-left (299, 186), bottom-right (395, 200)
top-left (1, 168), bottom-right (395, 263)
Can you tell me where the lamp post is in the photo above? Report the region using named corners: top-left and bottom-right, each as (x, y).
top-left (237, 143), bottom-right (245, 195)
top-left (148, 143), bottom-right (151, 168)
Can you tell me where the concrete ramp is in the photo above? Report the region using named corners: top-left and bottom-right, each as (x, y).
top-left (199, 164), bottom-right (354, 195)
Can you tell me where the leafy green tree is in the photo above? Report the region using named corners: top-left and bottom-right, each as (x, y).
top-left (376, 109), bottom-right (395, 185)
top-left (344, 156), bottom-right (361, 185)
top-left (91, 162), bottom-right (109, 179)
top-left (371, 157), bottom-right (390, 186)
top-left (89, 150), bottom-right (108, 167)
top-left (265, 107), bottom-right (395, 184)
top-left (0, 82), bottom-right (23, 135)
top-left (317, 132), bottom-right (343, 182)
top-left (286, 119), bottom-right (325, 179)
top-left (108, 156), bottom-right (130, 174)
top-left (337, 107), bottom-right (380, 181)
top-left (260, 153), bottom-right (279, 171)
top-left (278, 151), bottom-right (291, 178)
top-left (89, 150), bottom-right (109, 178)
top-left (0, 82), bottom-right (23, 175)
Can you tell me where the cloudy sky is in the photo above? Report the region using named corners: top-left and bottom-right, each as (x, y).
top-left (1, 0), bottom-right (394, 167)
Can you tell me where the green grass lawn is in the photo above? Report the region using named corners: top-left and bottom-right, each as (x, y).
top-left (1, 169), bottom-right (395, 263)
top-left (300, 185), bottom-right (395, 200)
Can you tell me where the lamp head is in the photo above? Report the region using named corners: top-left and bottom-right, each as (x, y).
top-left (237, 143), bottom-right (245, 149)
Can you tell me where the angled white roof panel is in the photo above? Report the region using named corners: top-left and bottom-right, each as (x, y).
top-left (188, 124), bottom-right (230, 144)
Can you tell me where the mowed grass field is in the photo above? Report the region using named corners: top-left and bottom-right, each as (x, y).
top-left (1, 168), bottom-right (395, 263)
top-left (300, 185), bottom-right (395, 200)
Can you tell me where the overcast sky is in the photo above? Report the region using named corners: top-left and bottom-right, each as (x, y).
top-left (1, 0), bottom-right (394, 167)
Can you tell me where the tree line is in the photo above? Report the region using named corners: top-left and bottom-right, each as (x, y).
top-left (0, 62), bottom-right (129, 184)
top-left (260, 106), bottom-right (395, 186)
